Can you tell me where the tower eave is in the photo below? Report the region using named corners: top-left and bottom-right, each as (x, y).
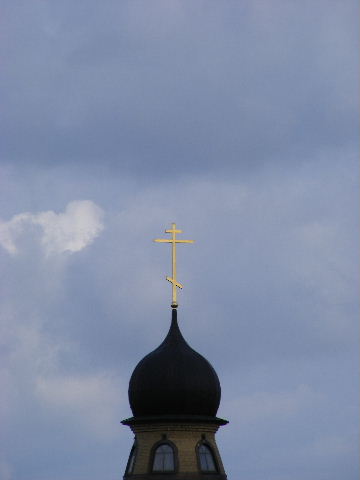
top-left (121, 415), bottom-right (228, 427)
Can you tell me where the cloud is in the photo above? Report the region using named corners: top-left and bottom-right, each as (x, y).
top-left (0, 2), bottom-right (357, 479)
top-left (0, 212), bottom-right (30, 254)
top-left (0, 459), bottom-right (13, 480)
top-left (35, 373), bottom-right (124, 439)
top-left (224, 384), bottom-right (323, 425)
top-left (0, 200), bottom-right (104, 256)
top-left (1, 1), bottom-right (357, 179)
top-left (0, 169), bottom-right (357, 480)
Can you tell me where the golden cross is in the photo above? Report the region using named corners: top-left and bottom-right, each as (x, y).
top-left (154, 223), bottom-right (194, 309)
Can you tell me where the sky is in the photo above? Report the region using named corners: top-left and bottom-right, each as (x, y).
top-left (0, 1), bottom-right (358, 480)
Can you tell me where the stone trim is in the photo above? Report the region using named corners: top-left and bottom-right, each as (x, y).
top-left (129, 423), bottom-right (221, 434)
top-left (124, 474), bottom-right (227, 480)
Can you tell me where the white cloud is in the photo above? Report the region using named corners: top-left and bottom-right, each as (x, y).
top-left (0, 212), bottom-right (31, 254)
top-left (0, 200), bottom-right (104, 256)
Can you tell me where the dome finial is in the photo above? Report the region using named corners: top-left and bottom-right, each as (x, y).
top-left (154, 223), bottom-right (194, 308)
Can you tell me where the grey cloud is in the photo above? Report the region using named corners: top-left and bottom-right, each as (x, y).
top-left (1, 163), bottom-right (358, 479)
top-left (0, 1), bottom-right (358, 479)
top-left (1, 1), bottom-right (357, 178)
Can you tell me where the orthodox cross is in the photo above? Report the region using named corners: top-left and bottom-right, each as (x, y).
top-left (154, 223), bottom-right (194, 309)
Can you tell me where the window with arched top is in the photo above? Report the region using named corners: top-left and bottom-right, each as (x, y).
top-left (198, 444), bottom-right (217, 472)
top-left (126, 442), bottom-right (137, 475)
top-left (152, 443), bottom-right (175, 472)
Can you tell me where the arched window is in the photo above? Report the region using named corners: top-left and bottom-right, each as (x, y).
top-left (126, 443), bottom-right (137, 475)
top-left (198, 444), bottom-right (217, 472)
top-left (152, 443), bottom-right (175, 472)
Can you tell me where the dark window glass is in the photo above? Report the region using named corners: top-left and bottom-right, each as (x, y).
top-left (152, 444), bottom-right (175, 472)
top-left (198, 444), bottom-right (217, 472)
top-left (127, 444), bottom-right (136, 474)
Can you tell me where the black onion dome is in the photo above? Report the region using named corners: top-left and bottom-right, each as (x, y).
top-left (129, 309), bottom-right (221, 417)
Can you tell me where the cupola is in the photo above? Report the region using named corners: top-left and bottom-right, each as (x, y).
top-left (128, 309), bottom-right (221, 418)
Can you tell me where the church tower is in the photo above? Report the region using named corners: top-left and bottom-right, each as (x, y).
top-left (122, 224), bottom-right (228, 479)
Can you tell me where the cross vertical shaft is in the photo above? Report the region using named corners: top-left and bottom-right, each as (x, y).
top-left (171, 225), bottom-right (177, 306)
top-left (154, 223), bottom-right (194, 308)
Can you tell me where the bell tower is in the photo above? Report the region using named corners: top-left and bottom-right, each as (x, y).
top-left (121, 224), bottom-right (228, 479)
